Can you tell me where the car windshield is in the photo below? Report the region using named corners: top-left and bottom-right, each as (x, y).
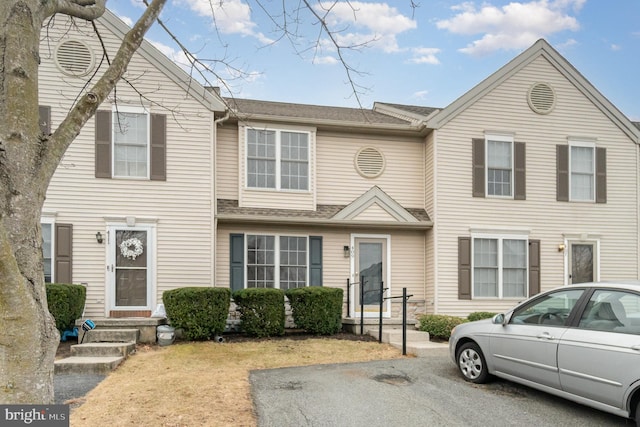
top-left (510, 289), bottom-right (584, 326)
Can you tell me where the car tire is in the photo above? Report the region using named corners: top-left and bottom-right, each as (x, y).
top-left (635, 399), bottom-right (640, 427)
top-left (457, 342), bottom-right (489, 384)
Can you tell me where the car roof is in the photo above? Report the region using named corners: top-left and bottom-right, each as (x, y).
top-left (563, 281), bottom-right (640, 291)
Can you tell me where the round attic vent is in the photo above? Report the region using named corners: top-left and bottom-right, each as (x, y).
top-left (355, 147), bottom-right (385, 178)
top-left (528, 82), bottom-right (556, 114)
top-left (55, 40), bottom-right (95, 77)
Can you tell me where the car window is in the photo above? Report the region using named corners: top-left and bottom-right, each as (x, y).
top-left (510, 289), bottom-right (584, 326)
top-left (578, 289), bottom-right (640, 334)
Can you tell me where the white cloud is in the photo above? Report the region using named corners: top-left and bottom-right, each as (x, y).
top-left (316, 2), bottom-right (417, 53)
top-left (117, 14), bottom-right (134, 27)
top-left (610, 44), bottom-right (621, 51)
top-left (314, 56), bottom-right (339, 65)
top-left (180, 0), bottom-right (273, 44)
top-left (408, 47), bottom-right (441, 64)
top-left (411, 90), bottom-right (430, 100)
top-left (437, 0), bottom-right (584, 56)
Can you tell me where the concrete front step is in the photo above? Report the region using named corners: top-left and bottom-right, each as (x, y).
top-left (364, 327), bottom-right (449, 357)
top-left (55, 356), bottom-right (124, 375)
top-left (71, 341), bottom-right (136, 358)
top-left (84, 328), bottom-right (139, 343)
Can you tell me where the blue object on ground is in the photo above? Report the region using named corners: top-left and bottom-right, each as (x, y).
top-left (60, 327), bottom-right (78, 342)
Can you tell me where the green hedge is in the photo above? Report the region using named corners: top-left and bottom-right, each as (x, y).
top-left (163, 287), bottom-right (231, 341)
top-left (417, 314), bottom-right (467, 340)
top-left (233, 288), bottom-right (285, 337)
top-left (285, 287), bottom-right (343, 335)
top-left (46, 284), bottom-right (86, 333)
top-left (467, 312), bottom-right (497, 322)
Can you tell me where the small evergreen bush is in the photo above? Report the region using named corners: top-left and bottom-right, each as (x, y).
top-left (163, 287), bottom-right (231, 341)
top-left (417, 314), bottom-right (467, 340)
top-left (233, 288), bottom-right (285, 337)
top-left (46, 283), bottom-right (86, 333)
top-left (467, 311), bottom-right (497, 322)
top-left (285, 287), bottom-right (343, 335)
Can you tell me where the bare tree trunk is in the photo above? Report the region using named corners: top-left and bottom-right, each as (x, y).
top-left (0, 0), bottom-right (165, 404)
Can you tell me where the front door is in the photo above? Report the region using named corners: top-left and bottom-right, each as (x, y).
top-left (569, 242), bottom-right (596, 284)
top-left (108, 226), bottom-right (153, 311)
top-left (353, 236), bottom-right (389, 317)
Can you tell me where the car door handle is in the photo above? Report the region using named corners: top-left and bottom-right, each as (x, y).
top-left (631, 345), bottom-right (640, 351)
top-left (537, 332), bottom-right (555, 340)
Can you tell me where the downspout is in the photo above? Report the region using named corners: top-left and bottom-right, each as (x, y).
top-left (212, 109), bottom-right (231, 288)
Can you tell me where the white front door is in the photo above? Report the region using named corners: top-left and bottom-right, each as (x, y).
top-left (352, 235), bottom-right (390, 318)
top-left (108, 226), bottom-right (154, 311)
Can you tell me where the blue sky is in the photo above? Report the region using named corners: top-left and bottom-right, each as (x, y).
top-left (113, 1), bottom-right (640, 120)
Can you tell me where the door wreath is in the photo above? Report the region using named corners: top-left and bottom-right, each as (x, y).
top-left (120, 237), bottom-right (144, 260)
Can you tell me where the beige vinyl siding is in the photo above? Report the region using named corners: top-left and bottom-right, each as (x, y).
top-left (434, 55), bottom-right (638, 317)
top-left (316, 132), bottom-right (424, 208)
top-left (352, 204), bottom-right (399, 221)
top-left (216, 225), bottom-right (426, 311)
top-left (216, 126), bottom-right (239, 200)
top-left (40, 17), bottom-right (215, 317)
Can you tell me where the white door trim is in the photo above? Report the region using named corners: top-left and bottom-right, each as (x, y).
top-left (350, 233), bottom-right (391, 318)
top-left (106, 223), bottom-right (157, 312)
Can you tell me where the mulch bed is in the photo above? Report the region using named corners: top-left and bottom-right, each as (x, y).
top-left (55, 330), bottom-right (377, 358)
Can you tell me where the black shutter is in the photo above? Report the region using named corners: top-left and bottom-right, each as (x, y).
top-left (95, 111), bottom-right (112, 178)
top-left (55, 223), bottom-right (73, 283)
top-left (472, 138), bottom-right (485, 197)
top-left (38, 105), bottom-right (51, 135)
top-left (150, 114), bottom-right (167, 181)
top-left (458, 237), bottom-right (472, 300)
top-left (556, 145), bottom-right (569, 201)
top-left (514, 141), bottom-right (526, 200)
top-left (230, 234), bottom-right (244, 292)
top-left (595, 147), bottom-right (606, 204)
top-left (528, 240), bottom-right (540, 296)
top-left (309, 236), bottom-right (323, 286)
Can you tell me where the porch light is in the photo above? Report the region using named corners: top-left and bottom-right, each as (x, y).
top-left (558, 244), bottom-right (565, 252)
top-left (343, 245), bottom-right (350, 258)
top-left (95, 231), bottom-right (104, 244)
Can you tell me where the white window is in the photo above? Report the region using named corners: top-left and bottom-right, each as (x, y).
top-left (42, 222), bottom-right (53, 283)
top-left (246, 128), bottom-right (309, 191)
top-left (247, 235), bottom-right (308, 289)
top-left (570, 142), bottom-right (595, 201)
top-left (113, 106), bottom-right (149, 178)
top-left (473, 235), bottom-right (527, 298)
top-left (486, 135), bottom-right (513, 197)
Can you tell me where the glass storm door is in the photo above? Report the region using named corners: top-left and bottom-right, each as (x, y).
top-left (354, 237), bottom-right (388, 317)
top-left (109, 228), bottom-right (151, 309)
top-left (569, 243), bottom-right (595, 284)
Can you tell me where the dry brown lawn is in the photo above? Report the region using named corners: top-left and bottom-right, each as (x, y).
top-left (67, 336), bottom-right (405, 426)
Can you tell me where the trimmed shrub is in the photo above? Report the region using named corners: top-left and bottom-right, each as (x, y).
top-left (46, 284), bottom-right (86, 333)
top-left (233, 288), bottom-right (285, 337)
top-left (467, 312), bottom-right (497, 322)
top-left (417, 314), bottom-right (467, 340)
top-left (163, 287), bottom-right (231, 341)
top-left (285, 287), bottom-right (343, 335)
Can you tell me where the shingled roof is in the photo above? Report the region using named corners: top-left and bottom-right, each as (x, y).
top-left (226, 97), bottom-right (413, 126)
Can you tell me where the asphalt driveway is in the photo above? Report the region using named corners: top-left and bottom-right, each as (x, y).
top-left (250, 348), bottom-right (628, 427)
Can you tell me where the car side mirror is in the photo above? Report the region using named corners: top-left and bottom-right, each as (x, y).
top-left (493, 313), bottom-right (508, 326)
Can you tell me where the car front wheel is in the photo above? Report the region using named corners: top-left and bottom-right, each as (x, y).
top-left (457, 342), bottom-right (489, 384)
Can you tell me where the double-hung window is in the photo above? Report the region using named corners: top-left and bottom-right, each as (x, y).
top-left (247, 234), bottom-right (308, 289)
top-left (569, 142), bottom-right (595, 201)
top-left (486, 135), bottom-right (513, 197)
top-left (473, 235), bottom-right (527, 298)
top-left (42, 222), bottom-right (53, 283)
top-left (246, 128), bottom-right (309, 191)
top-left (113, 106), bottom-right (149, 178)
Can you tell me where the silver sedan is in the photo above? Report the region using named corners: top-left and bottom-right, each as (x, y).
top-left (449, 282), bottom-right (640, 426)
